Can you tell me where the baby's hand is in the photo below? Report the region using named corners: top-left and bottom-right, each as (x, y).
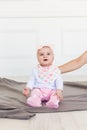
top-left (55, 89), bottom-right (63, 101)
top-left (23, 87), bottom-right (30, 97)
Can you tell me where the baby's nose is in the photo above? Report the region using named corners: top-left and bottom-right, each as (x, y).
top-left (43, 54), bottom-right (47, 58)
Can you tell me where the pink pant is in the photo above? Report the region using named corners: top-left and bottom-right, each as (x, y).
top-left (27, 88), bottom-right (60, 108)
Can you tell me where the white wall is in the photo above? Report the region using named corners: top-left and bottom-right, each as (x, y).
top-left (0, 0), bottom-right (87, 78)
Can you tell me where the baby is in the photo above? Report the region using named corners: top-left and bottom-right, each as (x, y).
top-left (23, 44), bottom-right (63, 108)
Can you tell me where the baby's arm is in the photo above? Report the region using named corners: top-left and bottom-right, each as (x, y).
top-left (23, 68), bottom-right (36, 97)
top-left (55, 74), bottom-right (63, 100)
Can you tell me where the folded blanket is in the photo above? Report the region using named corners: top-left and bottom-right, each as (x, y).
top-left (0, 78), bottom-right (35, 119)
top-left (0, 78), bottom-right (87, 119)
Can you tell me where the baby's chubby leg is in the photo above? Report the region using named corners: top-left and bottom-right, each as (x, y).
top-left (27, 88), bottom-right (42, 107)
top-left (46, 90), bottom-right (60, 108)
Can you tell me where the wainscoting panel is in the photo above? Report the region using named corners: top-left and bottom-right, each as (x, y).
top-left (0, 17), bottom-right (87, 77)
top-left (62, 31), bottom-right (87, 56)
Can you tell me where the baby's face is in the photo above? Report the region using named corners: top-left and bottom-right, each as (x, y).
top-left (37, 46), bottom-right (54, 66)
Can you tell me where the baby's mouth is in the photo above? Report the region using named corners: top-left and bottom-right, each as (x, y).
top-left (43, 59), bottom-right (48, 61)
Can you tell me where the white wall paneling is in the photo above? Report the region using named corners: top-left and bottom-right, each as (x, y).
top-left (0, 17), bottom-right (87, 77)
top-left (0, 0), bottom-right (87, 78)
top-left (61, 30), bottom-right (87, 76)
top-left (0, 0), bottom-right (40, 2)
top-left (0, 31), bottom-right (38, 58)
top-left (0, 0), bottom-right (87, 17)
top-left (0, 18), bottom-right (40, 76)
top-left (62, 31), bottom-right (87, 56)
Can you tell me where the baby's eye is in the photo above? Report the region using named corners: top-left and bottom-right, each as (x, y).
top-left (40, 53), bottom-right (44, 56)
top-left (47, 53), bottom-right (50, 55)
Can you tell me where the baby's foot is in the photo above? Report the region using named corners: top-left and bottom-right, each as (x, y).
top-left (46, 101), bottom-right (59, 108)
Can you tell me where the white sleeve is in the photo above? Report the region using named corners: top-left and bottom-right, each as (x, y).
top-left (26, 69), bottom-right (36, 89)
top-left (55, 74), bottom-right (63, 90)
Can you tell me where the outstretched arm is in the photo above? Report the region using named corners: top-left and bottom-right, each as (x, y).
top-left (59, 51), bottom-right (87, 74)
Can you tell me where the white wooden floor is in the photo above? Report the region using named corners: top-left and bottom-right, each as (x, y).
top-left (0, 111), bottom-right (87, 130)
top-left (0, 76), bottom-right (87, 130)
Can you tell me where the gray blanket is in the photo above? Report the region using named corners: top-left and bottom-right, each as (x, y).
top-left (0, 78), bottom-right (87, 119)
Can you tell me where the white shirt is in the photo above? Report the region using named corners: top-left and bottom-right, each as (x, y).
top-left (26, 65), bottom-right (63, 90)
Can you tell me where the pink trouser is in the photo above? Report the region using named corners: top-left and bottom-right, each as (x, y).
top-left (27, 88), bottom-right (60, 108)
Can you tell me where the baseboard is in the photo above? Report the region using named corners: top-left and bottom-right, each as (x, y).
top-left (1, 75), bottom-right (87, 82)
top-left (62, 75), bottom-right (87, 81)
